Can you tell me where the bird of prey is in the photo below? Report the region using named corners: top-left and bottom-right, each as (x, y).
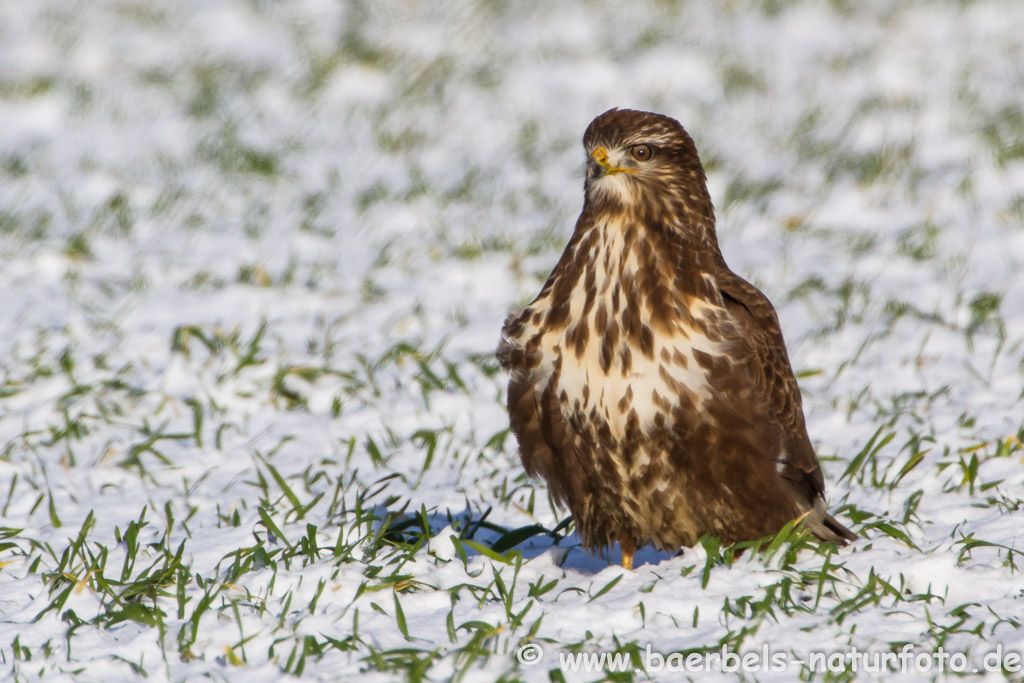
top-left (497, 108), bottom-right (855, 570)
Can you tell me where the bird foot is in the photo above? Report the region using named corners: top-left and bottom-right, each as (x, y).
top-left (617, 533), bottom-right (636, 570)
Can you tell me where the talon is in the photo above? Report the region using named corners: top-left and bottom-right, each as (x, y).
top-left (617, 532), bottom-right (636, 570)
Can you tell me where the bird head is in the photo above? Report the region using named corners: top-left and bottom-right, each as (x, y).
top-left (581, 108), bottom-right (714, 228)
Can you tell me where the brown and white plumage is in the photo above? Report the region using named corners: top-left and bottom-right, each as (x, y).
top-left (497, 108), bottom-right (855, 568)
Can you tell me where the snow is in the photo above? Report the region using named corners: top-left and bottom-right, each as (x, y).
top-left (1, 0), bottom-right (1023, 680)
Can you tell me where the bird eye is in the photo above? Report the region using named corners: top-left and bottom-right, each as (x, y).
top-left (630, 144), bottom-right (653, 161)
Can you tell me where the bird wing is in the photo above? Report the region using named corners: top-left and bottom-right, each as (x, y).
top-left (498, 316), bottom-right (576, 509)
top-left (714, 264), bottom-right (826, 503)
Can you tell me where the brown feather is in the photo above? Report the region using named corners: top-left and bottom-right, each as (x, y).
top-left (498, 108), bottom-right (856, 559)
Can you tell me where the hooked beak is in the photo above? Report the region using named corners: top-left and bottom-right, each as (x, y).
top-left (587, 146), bottom-right (634, 179)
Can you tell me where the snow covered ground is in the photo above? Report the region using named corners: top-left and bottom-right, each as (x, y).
top-left (1, 0), bottom-right (1023, 680)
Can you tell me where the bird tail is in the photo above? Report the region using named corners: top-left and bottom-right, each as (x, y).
top-left (804, 496), bottom-right (858, 546)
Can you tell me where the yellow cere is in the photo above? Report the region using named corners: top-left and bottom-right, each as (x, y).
top-left (591, 145), bottom-right (635, 174)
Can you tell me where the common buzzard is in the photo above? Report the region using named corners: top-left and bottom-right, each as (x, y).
top-left (498, 108), bottom-right (855, 569)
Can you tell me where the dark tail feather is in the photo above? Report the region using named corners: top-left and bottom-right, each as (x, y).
top-left (806, 499), bottom-right (858, 546)
top-left (818, 512), bottom-right (858, 546)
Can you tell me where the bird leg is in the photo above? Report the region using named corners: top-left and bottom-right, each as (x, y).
top-left (617, 532), bottom-right (635, 570)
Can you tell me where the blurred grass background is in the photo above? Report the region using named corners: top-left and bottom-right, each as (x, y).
top-left (1, 1), bottom-right (1023, 679)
